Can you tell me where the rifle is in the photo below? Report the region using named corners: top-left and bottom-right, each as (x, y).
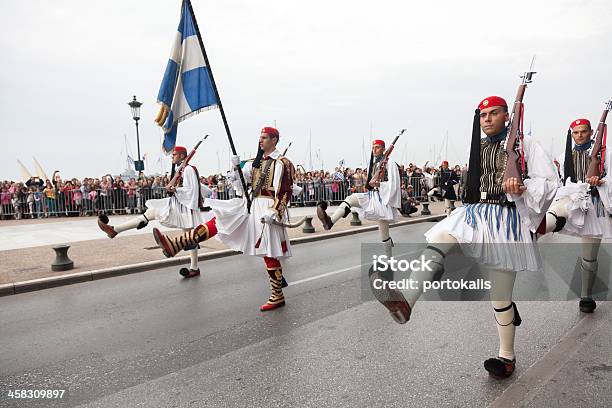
top-left (282, 142), bottom-right (292, 156)
top-left (167, 135), bottom-right (209, 188)
top-left (585, 100), bottom-right (612, 179)
top-left (368, 129), bottom-right (406, 187)
top-left (503, 57), bottom-right (536, 183)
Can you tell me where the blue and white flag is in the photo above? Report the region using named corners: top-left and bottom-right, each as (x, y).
top-left (156, 0), bottom-right (219, 152)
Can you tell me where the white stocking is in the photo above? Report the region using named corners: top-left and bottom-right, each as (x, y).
top-left (330, 194), bottom-right (361, 224)
top-left (489, 269), bottom-right (518, 361)
top-left (114, 207), bottom-right (156, 234)
top-left (401, 230), bottom-right (458, 308)
top-left (580, 237), bottom-right (600, 298)
top-left (543, 198), bottom-right (569, 234)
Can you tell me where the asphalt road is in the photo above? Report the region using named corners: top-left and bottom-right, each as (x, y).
top-left (1, 221), bottom-right (611, 407)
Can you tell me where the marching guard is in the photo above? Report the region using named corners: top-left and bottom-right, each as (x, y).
top-left (317, 137), bottom-right (403, 262)
top-left (97, 145), bottom-right (211, 278)
top-left (152, 127), bottom-right (297, 311)
top-left (370, 92), bottom-right (559, 378)
top-left (434, 160), bottom-right (460, 214)
top-left (541, 102), bottom-right (612, 313)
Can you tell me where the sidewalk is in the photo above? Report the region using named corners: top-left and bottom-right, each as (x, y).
top-left (0, 201), bottom-right (448, 288)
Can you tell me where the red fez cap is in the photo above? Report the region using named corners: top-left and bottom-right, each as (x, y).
top-left (173, 146), bottom-right (187, 155)
top-left (442, 160), bottom-right (449, 166)
top-left (261, 127), bottom-right (279, 138)
top-left (478, 96), bottom-right (508, 111)
top-left (570, 118), bottom-right (591, 129)
top-left (372, 139), bottom-right (385, 147)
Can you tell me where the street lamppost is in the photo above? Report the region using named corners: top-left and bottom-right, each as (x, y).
top-left (128, 95), bottom-right (144, 175)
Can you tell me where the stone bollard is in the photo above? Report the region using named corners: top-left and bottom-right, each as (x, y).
top-left (52, 244), bottom-right (74, 271)
top-left (302, 216), bottom-right (315, 233)
top-left (350, 211), bottom-right (362, 226)
top-left (421, 202), bottom-right (431, 215)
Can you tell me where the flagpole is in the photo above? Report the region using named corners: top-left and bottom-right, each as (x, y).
top-left (185, 0), bottom-right (251, 210)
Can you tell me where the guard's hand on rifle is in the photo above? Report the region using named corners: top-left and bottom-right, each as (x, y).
top-left (260, 213), bottom-right (275, 225)
top-left (587, 176), bottom-right (605, 187)
top-left (231, 155), bottom-right (241, 167)
top-left (369, 179), bottom-right (380, 189)
top-left (166, 185), bottom-right (176, 194)
top-left (503, 177), bottom-right (526, 194)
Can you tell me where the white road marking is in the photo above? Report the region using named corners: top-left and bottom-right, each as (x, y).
top-left (290, 251), bottom-right (417, 286)
top-left (291, 264), bottom-right (362, 286)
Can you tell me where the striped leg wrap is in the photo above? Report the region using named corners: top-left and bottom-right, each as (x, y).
top-left (265, 268), bottom-right (285, 305)
top-left (167, 224), bottom-right (210, 256)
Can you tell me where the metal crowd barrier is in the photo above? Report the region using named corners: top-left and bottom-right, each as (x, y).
top-left (1, 176), bottom-right (456, 220)
top-left (403, 175), bottom-right (441, 201)
top-left (0, 184), bottom-right (238, 220)
top-left (291, 180), bottom-right (354, 207)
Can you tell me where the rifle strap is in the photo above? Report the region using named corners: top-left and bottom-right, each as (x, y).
top-left (601, 124), bottom-right (608, 175)
top-left (519, 103), bottom-right (526, 175)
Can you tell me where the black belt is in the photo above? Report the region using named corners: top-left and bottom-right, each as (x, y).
top-left (478, 192), bottom-right (515, 207)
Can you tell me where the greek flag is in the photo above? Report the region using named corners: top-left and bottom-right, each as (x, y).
top-left (156, 0), bottom-right (219, 152)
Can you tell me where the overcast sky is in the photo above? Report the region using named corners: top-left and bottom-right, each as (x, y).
top-left (2, 0), bottom-right (611, 180)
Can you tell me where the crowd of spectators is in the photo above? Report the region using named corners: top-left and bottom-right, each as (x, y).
top-left (1, 163), bottom-right (466, 221)
top-left (0, 172), bottom-right (232, 220)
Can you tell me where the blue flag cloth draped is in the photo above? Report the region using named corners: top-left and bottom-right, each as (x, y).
top-left (156, 0), bottom-right (219, 152)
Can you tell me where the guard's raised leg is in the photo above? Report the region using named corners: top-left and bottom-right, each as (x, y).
top-left (97, 208), bottom-right (154, 238)
top-left (154, 217), bottom-right (217, 258)
top-left (316, 194), bottom-right (360, 230)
